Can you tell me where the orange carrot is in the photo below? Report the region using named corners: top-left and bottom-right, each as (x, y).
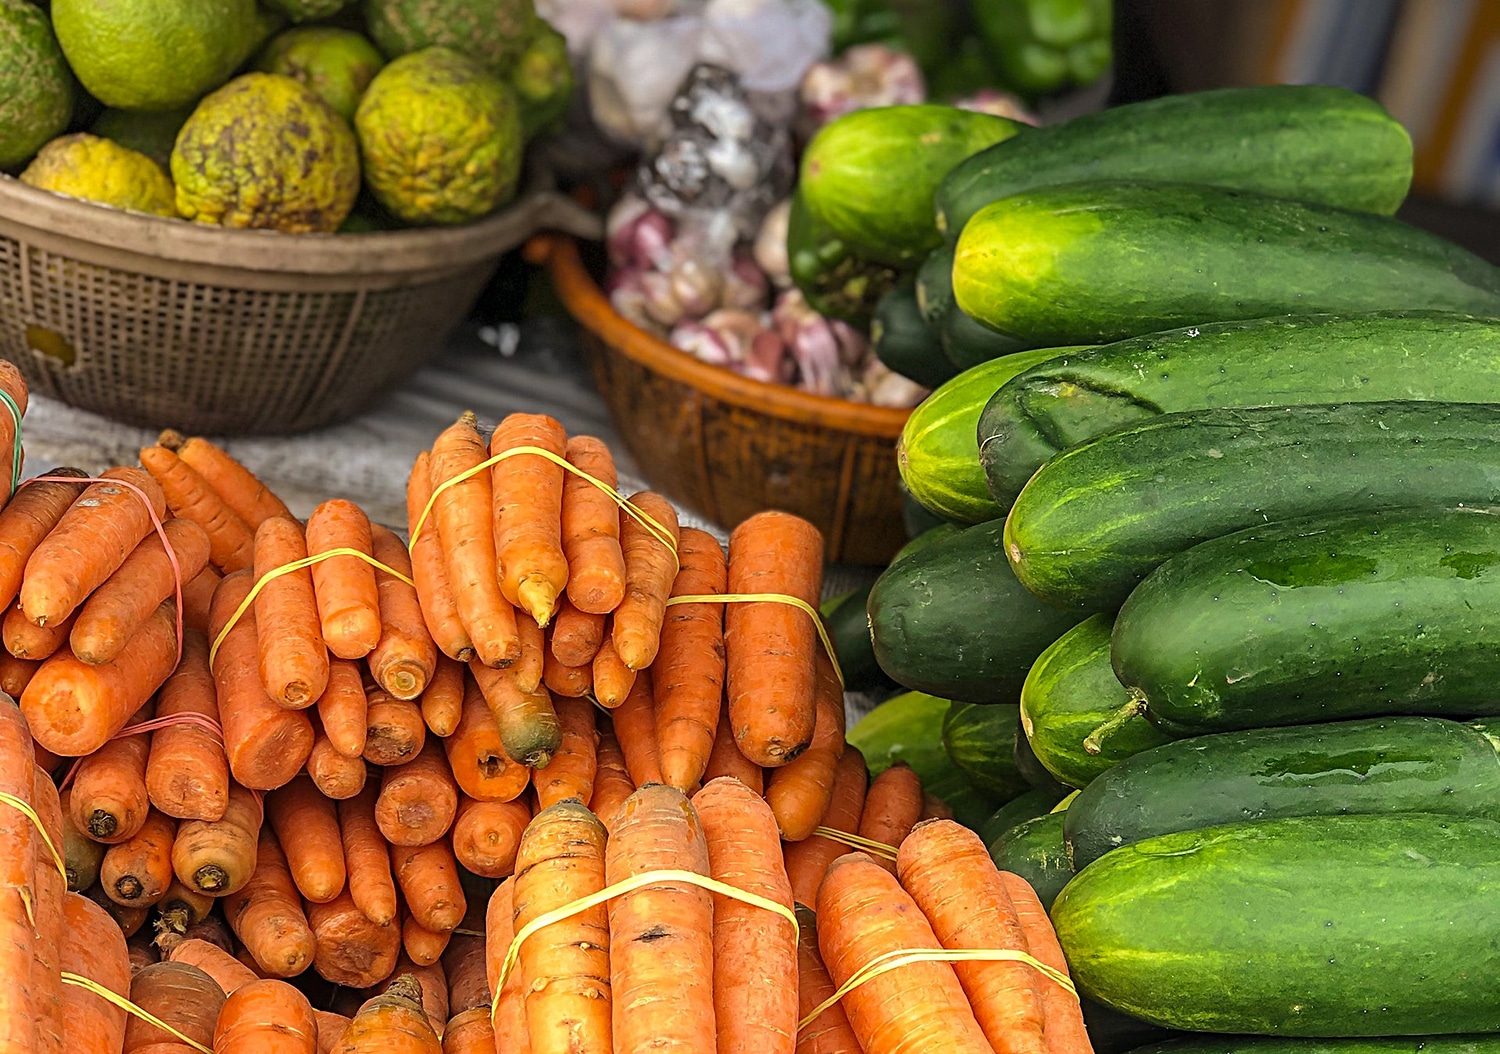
top-left (0, 364), bottom-right (24, 501)
top-left (21, 466), bottom-right (168, 627)
top-left (223, 828), bottom-right (316, 978)
top-left (165, 434), bottom-right (291, 528)
top-left (3, 603), bottom-right (75, 660)
top-left (254, 516), bottom-right (331, 708)
top-left (267, 774), bottom-right (347, 903)
top-left (61, 890), bottom-right (131, 1054)
top-left (470, 662), bottom-right (559, 769)
top-left (513, 615), bottom-right (545, 694)
top-left (124, 960), bottom-right (225, 1053)
top-left (725, 511), bottom-right (823, 766)
top-left (1001, 872), bottom-right (1093, 1054)
top-left (443, 930), bottom-right (490, 1016)
top-left (368, 524), bottom-right (438, 700)
top-left (376, 738), bottom-right (459, 847)
top-left (655, 528), bottom-right (727, 793)
top-left (364, 689), bottom-right (426, 767)
top-left (147, 630), bottom-right (229, 822)
top-left (490, 413), bottom-right (570, 627)
top-left (403, 914), bottom-right (452, 968)
top-left (20, 599), bottom-right (177, 756)
top-left (33, 763), bottom-right (65, 1054)
top-left (591, 633), bottom-right (635, 707)
top-left (857, 762), bottom-right (923, 871)
top-left (71, 517), bottom-right (210, 665)
top-left (317, 1011), bottom-right (352, 1053)
top-left (430, 413), bottom-right (519, 668)
top-left (921, 793), bottom-right (954, 822)
top-left (68, 698), bottom-right (154, 843)
top-left (611, 673), bottom-right (662, 787)
top-left (166, 938), bottom-right (258, 995)
top-left (391, 841), bottom-right (466, 933)
top-left (61, 787), bottom-right (104, 891)
top-left (817, 852), bottom-right (992, 1054)
top-left (898, 820), bottom-right (1049, 1054)
top-left (0, 653), bottom-right (38, 698)
top-left (442, 1010), bottom-right (493, 1054)
top-left (213, 978), bottom-right (317, 1053)
top-left (0, 468), bottom-right (88, 613)
top-left (338, 786), bottom-right (398, 927)
top-left (101, 808), bottom-right (176, 905)
top-left (590, 727), bottom-right (634, 833)
top-left (419, 657), bottom-right (464, 738)
top-left (171, 781), bottom-right (262, 896)
top-left (484, 878), bottom-right (529, 1054)
top-left (140, 443), bottom-right (255, 574)
top-left (126, 927), bottom-right (158, 977)
top-left (611, 491), bottom-right (681, 670)
top-left (306, 500), bottom-right (382, 661)
top-left (693, 777), bottom-right (798, 1054)
top-left (154, 879), bottom-right (215, 953)
top-left (560, 436), bottom-right (626, 615)
top-left (86, 881), bottom-right (149, 937)
top-left (765, 649), bottom-right (845, 841)
top-left (532, 697), bottom-right (597, 809)
top-left (307, 889), bottom-right (402, 988)
top-left (785, 746), bottom-right (868, 909)
top-left (451, 794), bottom-right (530, 879)
top-left (333, 974), bottom-right (441, 1053)
top-left (606, 783), bottom-right (715, 1054)
top-left (542, 650), bottom-right (592, 698)
top-left (307, 718), bottom-right (369, 801)
top-left (317, 658), bottom-right (369, 759)
top-left (210, 571), bottom-right (315, 790)
top-left (704, 706), bottom-right (763, 795)
top-left (383, 958), bottom-right (452, 1038)
top-left (549, 600), bottom-right (604, 666)
top-left (794, 904), bottom-right (860, 1054)
top-left (181, 567), bottom-right (220, 635)
top-left (407, 451), bottom-right (474, 663)
top-left (443, 679), bottom-right (529, 803)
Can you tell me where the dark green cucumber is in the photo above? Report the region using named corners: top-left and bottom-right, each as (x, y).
top-left (937, 84), bottom-right (1413, 241)
top-left (1113, 505), bottom-right (1500, 734)
top-left (953, 182), bottom-right (1500, 347)
top-left (801, 105), bottom-right (1021, 267)
top-left (941, 702), bottom-right (1031, 801)
top-left (915, 244), bottom-right (956, 327)
top-left (898, 346), bottom-right (1075, 525)
top-left (870, 518), bottom-right (1086, 703)
top-left (915, 245), bottom-right (1031, 367)
top-left (1020, 614), bottom-right (1173, 789)
top-left (979, 311), bottom-right (1500, 508)
top-left (1015, 725), bottom-right (1069, 795)
top-left (872, 281), bottom-right (956, 389)
top-left (900, 490), bottom-right (952, 540)
top-left (893, 520), bottom-right (962, 561)
top-left (822, 582), bottom-right (889, 693)
top-left (1131, 1037), bottom-right (1500, 1054)
top-left (988, 810), bottom-right (1073, 911)
top-left (787, 189), bottom-right (900, 325)
top-left (1053, 814), bottom-right (1500, 1035)
top-left (1005, 401), bottom-right (1500, 611)
top-left (980, 787), bottom-right (1066, 847)
top-left (1066, 717), bottom-right (1500, 870)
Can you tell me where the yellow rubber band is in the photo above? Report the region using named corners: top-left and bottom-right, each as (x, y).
top-left (208, 547), bottom-right (416, 668)
top-left (492, 867), bottom-right (797, 1024)
top-left (0, 790), bottom-right (66, 885)
top-left (668, 592), bottom-right (845, 690)
top-left (809, 826), bottom-right (898, 861)
top-left (798, 946), bottom-right (1078, 1033)
top-left (61, 972), bottom-right (213, 1054)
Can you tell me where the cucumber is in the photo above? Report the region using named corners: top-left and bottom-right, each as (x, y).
top-left (1005, 401), bottom-right (1500, 611)
top-left (988, 811), bottom-right (1073, 912)
top-left (979, 311), bottom-right (1500, 508)
top-left (787, 189), bottom-right (900, 325)
top-left (801, 105), bottom-right (1021, 267)
top-left (980, 787), bottom-right (1066, 847)
top-left (953, 182), bottom-right (1500, 347)
top-left (900, 490), bottom-right (952, 540)
top-left (1052, 814), bottom-right (1500, 1035)
top-left (893, 521), bottom-right (961, 564)
top-left (915, 245), bottom-right (1030, 367)
top-left (1015, 725), bottom-right (1069, 795)
top-left (1020, 614), bottom-right (1173, 789)
top-left (1066, 717), bottom-right (1500, 870)
top-left (869, 518), bottom-right (1086, 703)
top-left (915, 244), bottom-right (956, 327)
top-left (821, 582), bottom-right (889, 694)
top-left (941, 702), bottom-right (1031, 801)
top-left (936, 84), bottom-right (1413, 240)
top-left (898, 346), bottom-right (1076, 526)
top-left (1113, 505), bottom-right (1500, 734)
top-left (1083, 1004), bottom-right (1179, 1054)
top-left (872, 281), bottom-right (956, 389)
top-left (1131, 1037), bottom-right (1500, 1054)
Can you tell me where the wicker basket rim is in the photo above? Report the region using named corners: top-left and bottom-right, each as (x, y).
top-left (536, 234), bottom-right (911, 438)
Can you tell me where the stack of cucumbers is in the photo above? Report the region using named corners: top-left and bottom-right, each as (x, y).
top-left (856, 83), bottom-right (1500, 1046)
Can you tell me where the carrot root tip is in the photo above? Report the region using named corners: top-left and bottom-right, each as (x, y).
top-left (87, 811), bottom-right (118, 839)
top-left (114, 877), bottom-right (142, 901)
top-left (193, 865), bottom-right (229, 893)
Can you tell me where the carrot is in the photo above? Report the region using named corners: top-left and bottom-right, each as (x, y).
top-left (376, 738), bottom-right (459, 847)
top-left (470, 662), bottom-right (559, 769)
top-left (612, 491), bottom-right (681, 670)
top-left (857, 762), bottom-right (923, 870)
top-left (140, 443), bottom-right (255, 574)
top-left (147, 630), bottom-right (230, 821)
top-left (101, 808), bottom-right (176, 905)
top-left (785, 746), bottom-right (868, 909)
top-left (71, 518), bottom-right (210, 665)
top-left (542, 650), bottom-right (592, 698)
top-left (655, 527), bottom-right (727, 793)
top-left (413, 658), bottom-right (463, 740)
top-left (267, 774), bottom-right (346, 902)
top-left (406, 452), bottom-right (473, 663)
top-left (331, 974), bottom-right (441, 1053)
top-left (590, 726), bottom-right (634, 833)
top-left (443, 679), bottom-right (529, 802)
top-left (443, 930), bottom-right (489, 1016)
top-left (181, 567), bottom-right (220, 635)
top-left (69, 699), bottom-right (155, 843)
top-left (817, 852), bottom-right (993, 1054)
top-left (171, 781), bottom-right (261, 896)
top-left (549, 600), bottom-right (604, 666)
top-left (165, 434), bottom-right (291, 529)
top-left (303, 500), bottom-right (381, 661)
top-left (532, 697), bottom-right (597, 809)
top-left (61, 787), bottom-right (105, 891)
top-left (704, 705), bottom-right (763, 795)
top-left (693, 777), bottom-right (798, 1054)
top-left (591, 633), bottom-right (636, 707)
top-left (166, 938), bottom-right (258, 995)
top-left (20, 466), bottom-right (168, 627)
top-left (126, 928), bottom-right (159, 977)
top-left (306, 889), bottom-right (402, 988)
top-left (0, 468), bottom-right (88, 613)
top-left (512, 799), bottom-right (611, 1054)
top-left (725, 511), bottom-right (823, 766)
top-left (1001, 872), bottom-right (1093, 1054)
top-left (254, 516), bottom-right (331, 708)
top-left (364, 690), bottom-right (427, 766)
top-left (490, 413), bottom-right (570, 627)
top-left (3, 603), bottom-right (75, 660)
top-left (86, 881), bottom-right (149, 937)
top-left (33, 763), bottom-right (66, 1054)
top-left (513, 615), bottom-right (545, 694)
top-left (337, 786), bottom-right (398, 927)
top-left (307, 721), bottom-right (369, 800)
top-left (382, 954), bottom-right (450, 1035)
top-left (124, 961), bottom-right (226, 1053)
top-left (367, 524), bottom-right (439, 700)
top-left (317, 658), bottom-right (369, 759)
top-left (897, 820), bottom-right (1050, 1054)
top-left (484, 878), bottom-right (529, 1054)
top-left (442, 1010), bottom-right (493, 1054)
top-left (392, 840), bottom-right (466, 933)
top-left (0, 364), bottom-right (25, 506)
top-left (0, 653), bottom-right (38, 698)
top-left (611, 673), bottom-right (662, 787)
top-left (223, 828), bottom-right (315, 978)
top-left (21, 599), bottom-right (177, 756)
top-left (213, 978), bottom-right (318, 1054)
top-left (430, 413), bottom-right (520, 668)
top-left (154, 879), bottom-right (215, 953)
top-left (921, 793), bottom-right (954, 822)
top-left (403, 913), bottom-right (452, 968)
top-left (316, 1011), bottom-right (352, 1054)
top-left (794, 904), bottom-right (860, 1054)
top-left (559, 437), bottom-right (626, 615)
top-left (210, 571), bottom-right (314, 789)
top-left (765, 648), bottom-right (845, 841)
top-left (61, 890), bottom-right (132, 1054)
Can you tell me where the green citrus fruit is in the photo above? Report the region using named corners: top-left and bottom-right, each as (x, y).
top-left (22, 133), bottom-right (176, 217)
top-left (364, 0), bottom-right (537, 74)
top-left (0, 0), bottom-right (74, 170)
top-left (255, 26), bottom-right (384, 122)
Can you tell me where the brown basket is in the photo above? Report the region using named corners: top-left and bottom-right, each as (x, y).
top-left (0, 175), bottom-right (601, 435)
top-left (534, 234), bottom-right (911, 566)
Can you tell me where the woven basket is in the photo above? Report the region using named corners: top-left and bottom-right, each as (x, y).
top-left (0, 175), bottom-right (601, 435)
top-left (533, 234), bottom-right (911, 566)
